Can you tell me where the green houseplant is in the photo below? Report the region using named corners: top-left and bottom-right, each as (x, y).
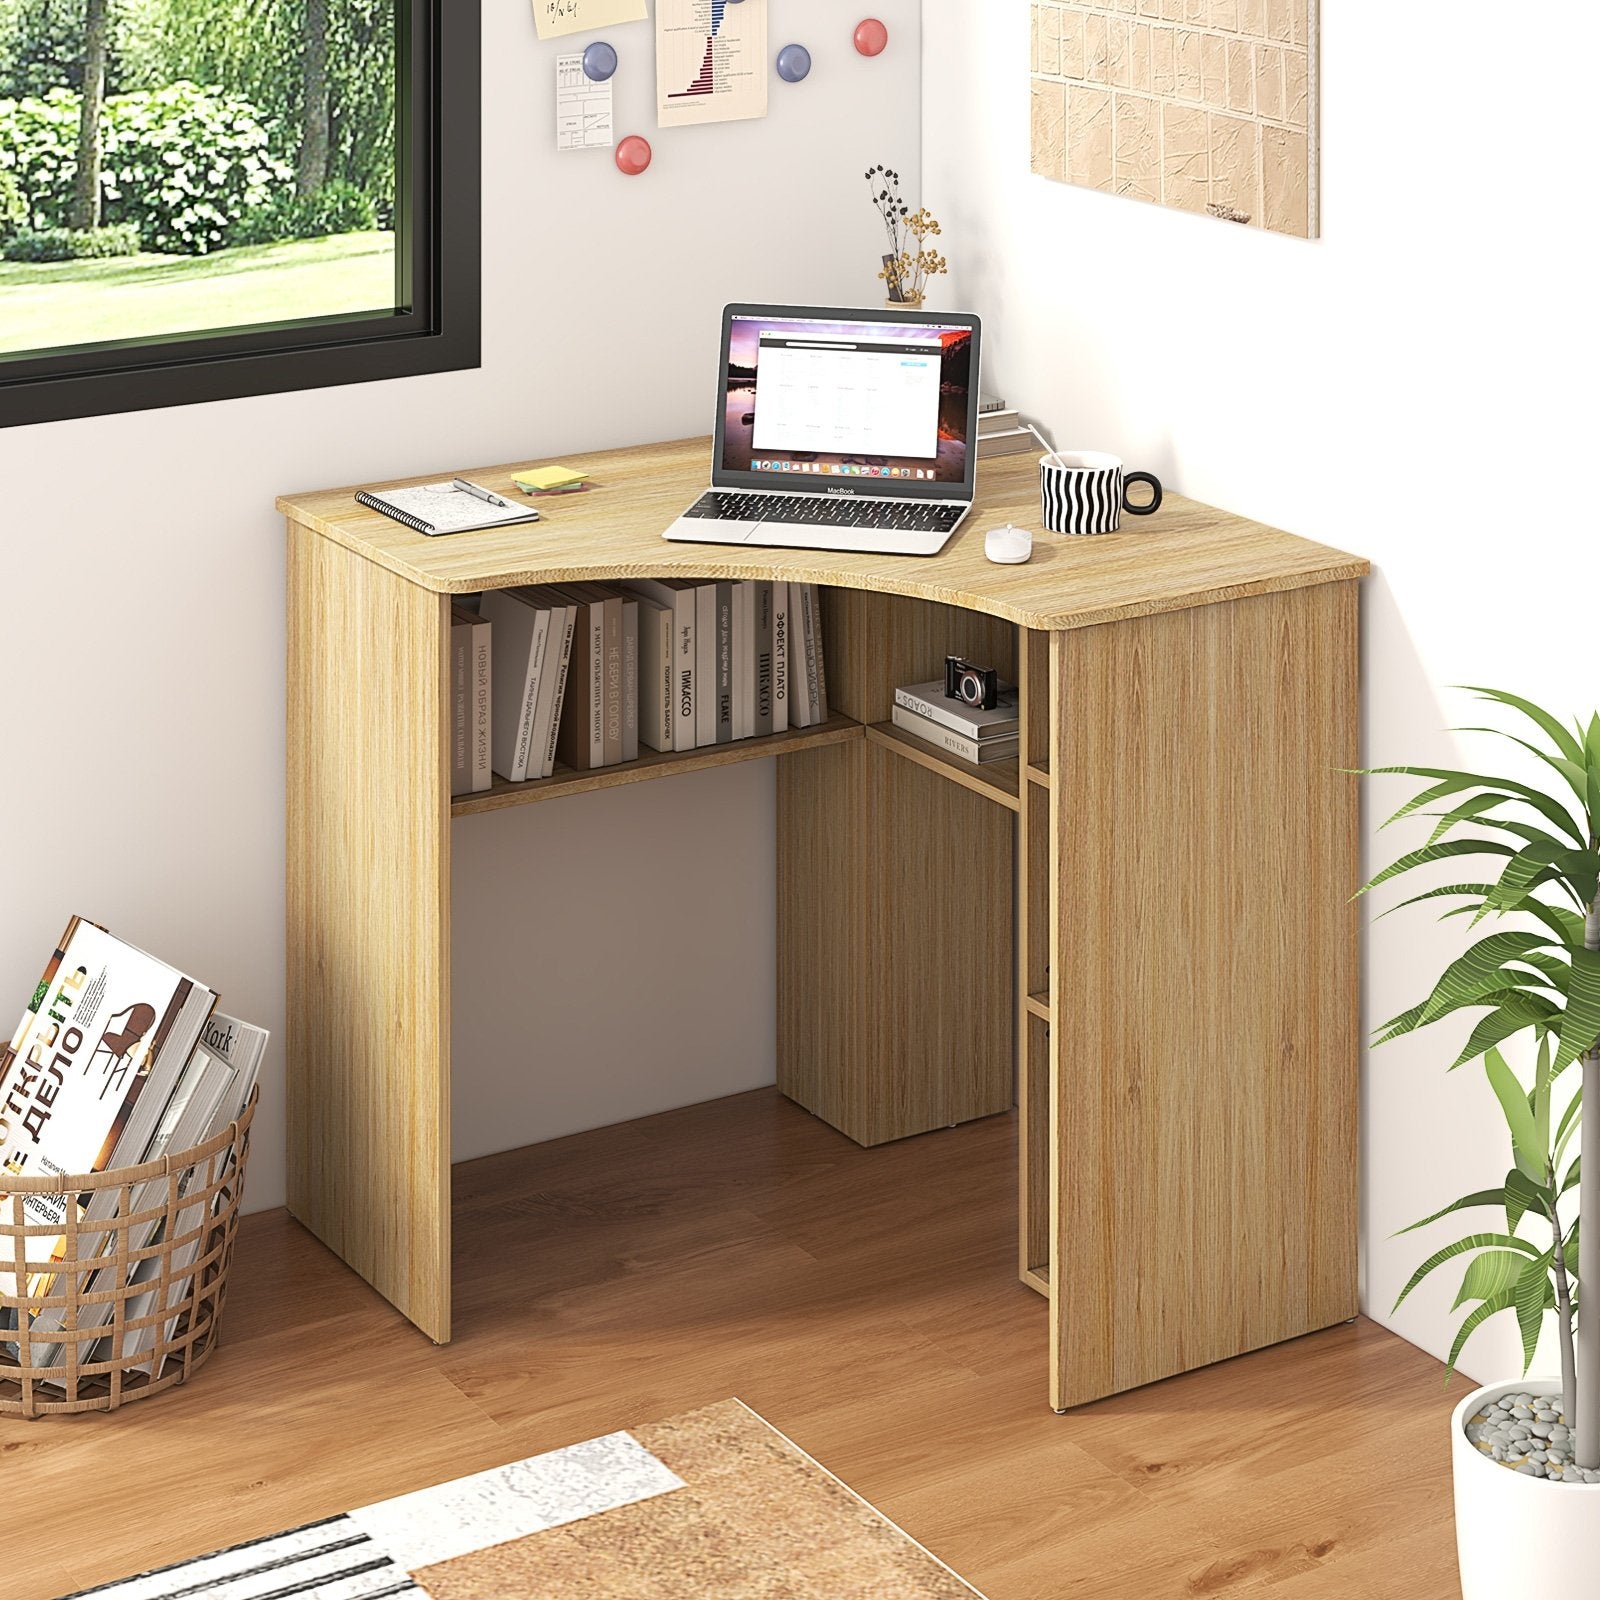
top-left (1365, 689), bottom-right (1600, 1594)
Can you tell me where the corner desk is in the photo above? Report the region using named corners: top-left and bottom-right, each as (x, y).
top-left (278, 439), bottom-right (1369, 1412)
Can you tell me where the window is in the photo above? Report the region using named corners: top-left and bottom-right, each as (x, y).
top-left (0, 0), bottom-right (478, 428)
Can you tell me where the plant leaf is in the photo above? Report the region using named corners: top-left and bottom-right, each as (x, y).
top-left (1556, 1094), bottom-right (1582, 1170)
top-left (1506, 1167), bottom-right (1554, 1233)
top-left (1464, 688), bottom-right (1584, 763)
top-left (1395, 1188), bottom-right (1509, 1235)
top-left (1451, 994), bottom-right (1559, 1069)
top-left (1515, 1251), bottom-right (1554, 1373)
top-left (1487, 839), bottom-right (1600, 913)
top-left (1457, 717), bottom-right (1591, 807)
top-left (1363, 764), bottom-right (1586, 844)
top-left (1377, 882), bottom-right (1496, 922)
top-left (1422, 933), bottom-right (1558, 1023)
top-left (1447, 1285), bottom-right (1520, 1379)
top-left (1454, 1249), bottom-right (1535, 1310)
top-left (1423, 794), bottom-right (1523, 847)
top-left (1532, 1032), bottom-right (1553, 1166)
top-left (1555, 946), bottom-right (1600, 1072)
top-left (1517, 899), bottom-right (1586, 947)
top-left (1393, 1232), bottom-right (1541, 1310)
top-left (1356, 837), bottom-right (1516, 898)
top-left (1486, 1048), bottom-right (1544, 1179)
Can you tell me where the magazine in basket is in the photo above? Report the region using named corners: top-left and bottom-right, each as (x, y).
top-left (0, 915), bottom-right (216, 1302)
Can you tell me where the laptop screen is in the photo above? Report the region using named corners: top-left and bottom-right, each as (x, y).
top-left (714, 304), bottom-right (981, 500)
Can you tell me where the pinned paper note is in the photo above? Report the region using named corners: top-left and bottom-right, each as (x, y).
top-left (533, 0), bottom-right (647, 43)
top-left (557, 51), bottom-right (615, 150)
top-left (656, 0), bottom-right (768, 128)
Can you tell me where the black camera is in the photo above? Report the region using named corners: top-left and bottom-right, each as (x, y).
top-left (945, 655), bottom-right (999, 710)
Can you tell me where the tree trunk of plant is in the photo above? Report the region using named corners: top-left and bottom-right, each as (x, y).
top-left (68, 0), bottom-right (110, 231)
top-left (298, 0), bottom-right (330, 198)
top-left (1577, 899), bottom-right (1600, 1468)
top-left (1553, 1205), bottom-right (1578, 1428)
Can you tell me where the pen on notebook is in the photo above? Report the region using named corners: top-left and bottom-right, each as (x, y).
top-left (452, 477), bottom-right (509, 508)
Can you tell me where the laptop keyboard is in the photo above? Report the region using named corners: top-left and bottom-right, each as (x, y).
top-left (684, 491), bottom-right (965, 535)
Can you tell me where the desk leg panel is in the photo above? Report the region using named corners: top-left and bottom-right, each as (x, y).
top-left (778, 739), bottom-right (1014, 1147)
top-left (1048, 581), bottom-right (1360, 1409)
top-left (286, 522), bottom-right (452, 1343)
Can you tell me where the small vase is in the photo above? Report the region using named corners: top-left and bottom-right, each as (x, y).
top-left (887, 292), bottom-right (925, 311)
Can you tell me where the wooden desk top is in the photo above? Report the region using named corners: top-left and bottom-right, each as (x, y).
top-left (278, 437), bottom-right (1368, 631)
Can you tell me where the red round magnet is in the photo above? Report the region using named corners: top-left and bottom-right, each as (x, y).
top-left (854, 18), bottom-right (888, 56)
top-left (615, 134), bottom-right (652, 175)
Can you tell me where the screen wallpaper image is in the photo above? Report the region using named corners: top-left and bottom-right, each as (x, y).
top-left (721, 316), bottom-right (973, 485)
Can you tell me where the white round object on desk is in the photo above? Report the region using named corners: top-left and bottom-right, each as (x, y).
top-left (984, 523), bottom-right (1033, 565)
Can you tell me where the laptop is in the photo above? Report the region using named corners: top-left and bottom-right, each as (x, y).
top-left (662, 302), bottom-right (983, 557)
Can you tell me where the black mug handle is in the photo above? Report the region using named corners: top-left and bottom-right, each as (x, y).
top-left (1123, 472), bottom-right (1162, 516)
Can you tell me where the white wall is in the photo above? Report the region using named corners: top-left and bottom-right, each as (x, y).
top-left (0, 0), bottom-right (921, 1208)
top-left (922, 1), bottom-right (1598, 1383)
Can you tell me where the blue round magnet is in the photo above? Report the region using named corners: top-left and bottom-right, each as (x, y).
top-left (776, 42), bottom-right (811, 82)
top-left (582, 40), bottom-right (618, 81)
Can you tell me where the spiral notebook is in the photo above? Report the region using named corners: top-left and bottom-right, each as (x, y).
top-left (356, 481), bottom-right (543, 537)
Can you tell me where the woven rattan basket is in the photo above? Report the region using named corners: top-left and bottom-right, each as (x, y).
top-left (0, 1088), bottom-right (255, 1417)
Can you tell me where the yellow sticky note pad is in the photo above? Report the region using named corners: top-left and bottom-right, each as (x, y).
top-left (514, 465), bottom-right (590, 491)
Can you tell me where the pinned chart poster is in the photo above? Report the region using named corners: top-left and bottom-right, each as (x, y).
top-left (656, 0), bottom-right (768, 128)
top-left (533, 0), bottom-right (647, 43)
top-left (556, 52), bottom-right (615, 150)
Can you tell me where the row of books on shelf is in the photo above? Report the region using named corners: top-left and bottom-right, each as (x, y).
top-left (891, 676), bottom-right (1019, 766)
top-left (0, 916), bottom-right (266, 1375)
top-left (451, 579), bottom-right (831, 794)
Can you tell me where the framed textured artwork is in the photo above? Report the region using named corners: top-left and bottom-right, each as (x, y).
top-left (1029, 1), bottom-right (1318, 238)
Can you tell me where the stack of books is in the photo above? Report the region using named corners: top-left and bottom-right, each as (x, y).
top-left (456, 581), bottom-right (832, 791)
top-left (892, 675), bottom-right (1019, 766)
top-left (976, 394), bottom-right (1035, 459)
top-left (0, 916), bottom-right (267, 1374)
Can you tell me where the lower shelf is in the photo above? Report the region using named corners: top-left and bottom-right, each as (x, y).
top-left (452, 715), bottom-right (863, 817)
top-left (1021, 1264), bottom-right (1050, 1298)
top-left (865, 722), bottom-right (1021, 812)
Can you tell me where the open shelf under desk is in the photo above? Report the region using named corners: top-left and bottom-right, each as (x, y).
top-left (452, 715), bottom-right (862, 817)
top-left (1024, 991), bottom-right (1051, 1021)
top-left (864, 722), bottom-right (1021, 813)
top-left (1021, 1264), bottom-right (1050, 1298)
top-left (1025, 762), bottom-right (1051, 790)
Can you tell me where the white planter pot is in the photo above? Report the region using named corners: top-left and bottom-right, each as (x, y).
top-left (1453, 1378), bottom-right (1600, 1597)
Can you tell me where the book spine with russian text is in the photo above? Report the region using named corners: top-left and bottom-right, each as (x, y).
top-left (601, 594), bottom-right (623, 766)
top-left (771, 582), bottom-right (790, 734)
top-left (620, 596), bottom-right (639, 762)
top-left (450, 613), bottom-right (470, 796)
top-left (794, 585), bottom-right (818, 728)
top-left (540, 605), bottom-right (577, 777)
top-left (695, 583), bottom-right (717, 747)
top-left (715, 582), bottom-right (734, 744)
top-left (732, 584), bottom-right (749, 739)
top-left (808, 585), bottom-right (829, 721)
top-left (635, 596), bottom-right (673, 753)
top-left (468, 613), bottom-right (492, 791)
top-left (753, 582), bottom-right (775, 737)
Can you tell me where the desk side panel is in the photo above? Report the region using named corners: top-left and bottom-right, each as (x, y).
top-left (286, 522), bottom-right (452, 1342)
top-left (1049, 581), bottom-right (1360, 1409)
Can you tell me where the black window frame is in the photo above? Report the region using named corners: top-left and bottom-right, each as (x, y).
top-left (0, 0), bottom-right (480, 430)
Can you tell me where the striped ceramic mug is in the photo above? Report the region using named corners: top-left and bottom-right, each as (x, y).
top-left (1039, 452), bottom-right (1163, 536)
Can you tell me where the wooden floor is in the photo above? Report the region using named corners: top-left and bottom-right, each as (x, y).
top-left (8, 1090), bottom-right (1463, 1600)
